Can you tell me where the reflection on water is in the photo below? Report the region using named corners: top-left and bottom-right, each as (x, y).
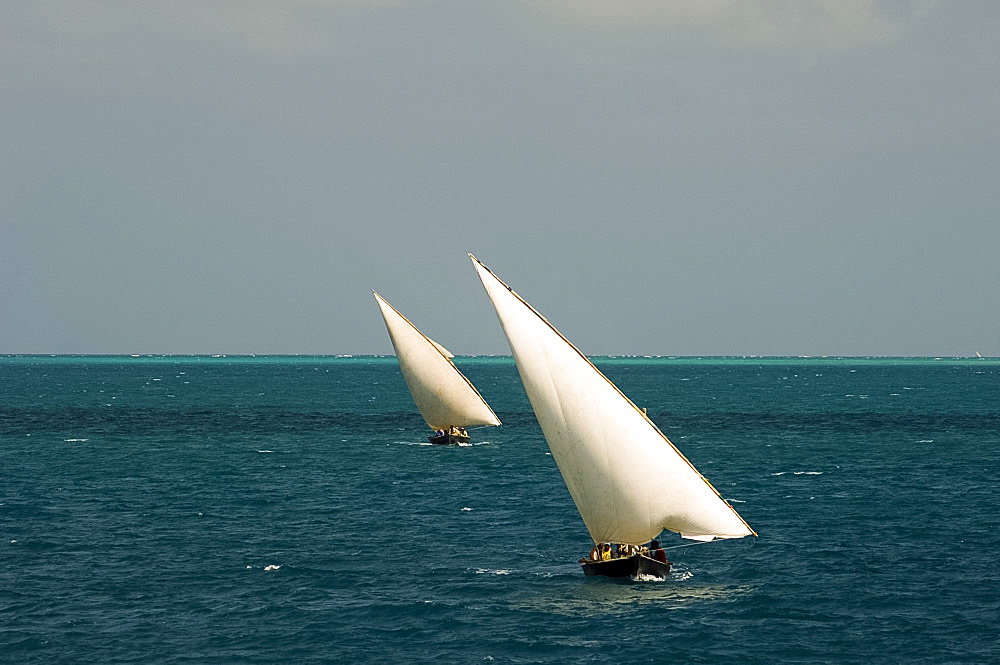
top-left (394, 439), bottom-right (498, 447)
top-left (507, 568), bottom-right (756, 617)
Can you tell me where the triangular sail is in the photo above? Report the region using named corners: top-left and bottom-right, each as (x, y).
top-left (470, 255), bottom-right (753, 545)
top-left (373, 291), bottom-right (501, 431)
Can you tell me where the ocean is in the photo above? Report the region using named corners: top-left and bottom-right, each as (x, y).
top-left (1, 355), bottom-right (997, 664)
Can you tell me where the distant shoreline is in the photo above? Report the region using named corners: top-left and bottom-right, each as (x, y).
top-left (2, 354), bottom-right (995, 364)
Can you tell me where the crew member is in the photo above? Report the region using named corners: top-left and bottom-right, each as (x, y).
top-left (649, 539), bottom-right (668, 564)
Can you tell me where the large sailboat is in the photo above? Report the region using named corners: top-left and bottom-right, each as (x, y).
top-left (373, 291), bottom-right (501, 444)
top-left (470, 255), bottom-right (754, 578)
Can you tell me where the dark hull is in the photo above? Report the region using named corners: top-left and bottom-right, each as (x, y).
top-left (580, 554), bottom-right (671, 579)
top-left (428, 433), bottom-right (470, 445)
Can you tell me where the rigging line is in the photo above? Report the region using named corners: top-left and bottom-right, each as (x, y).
top-left (661, 540), bottom-right (714, 551)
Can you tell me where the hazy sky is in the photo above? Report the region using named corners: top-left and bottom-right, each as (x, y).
top-left (3, 1), bottom-right (998, 356)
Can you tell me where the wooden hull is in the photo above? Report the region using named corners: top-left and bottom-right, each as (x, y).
top-left (580, 553), bottom-right (671, 579)
top-left (428, 433), bottom-right (470, 445)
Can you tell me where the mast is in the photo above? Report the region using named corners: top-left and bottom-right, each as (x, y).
top-left (470, 255), bottom-right (753, 545)
top-left (373, 291), bottom-right (501, 430)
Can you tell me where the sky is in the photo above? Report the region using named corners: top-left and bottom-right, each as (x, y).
top-left (3, 1), bottom-right (998, 356)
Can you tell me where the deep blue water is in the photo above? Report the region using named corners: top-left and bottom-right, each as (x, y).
top-left (2, 355), bottom-right (998, 664)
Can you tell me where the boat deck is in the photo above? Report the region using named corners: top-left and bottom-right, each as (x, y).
top-left (427, 433), bottom-right (470, 445)
top-left (580, 553), bottom-right (671, 579)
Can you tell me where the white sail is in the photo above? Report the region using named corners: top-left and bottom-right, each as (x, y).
top-left (373, 291), bottom-right (501, 431)
top-left (431, 339), bottom-right (455, 359)
top-left (470, 255), bottom-right (754, 545)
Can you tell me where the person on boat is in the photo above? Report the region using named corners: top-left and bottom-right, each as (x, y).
top-left (649, 539), bottom-right (668, 564)
top-left (589, 543), bottom-right (601, 561)
top-left (600, 543), bottom-right (612, 561)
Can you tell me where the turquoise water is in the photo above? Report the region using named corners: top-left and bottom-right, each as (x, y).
top-left (2, 356), bottom-right (998, 663)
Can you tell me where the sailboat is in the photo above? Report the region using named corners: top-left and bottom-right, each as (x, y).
top-left (373, 291), bottom-right (501, 444)
top-left (469, 255), bottom-right (755, 579)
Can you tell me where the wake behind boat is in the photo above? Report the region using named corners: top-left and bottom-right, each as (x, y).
top-left (373, 291), bottom-right (501, 444)
top-left (470, 255), bottom-right (755, 579)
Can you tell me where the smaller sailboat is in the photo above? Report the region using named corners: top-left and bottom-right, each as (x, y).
top-left (373, 291), bottom-right (501, 444)
top-left (470, 255), bottom-right (755, 579)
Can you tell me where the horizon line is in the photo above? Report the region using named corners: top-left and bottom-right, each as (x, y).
top-left (1, 353), bottom-right (995, 360)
